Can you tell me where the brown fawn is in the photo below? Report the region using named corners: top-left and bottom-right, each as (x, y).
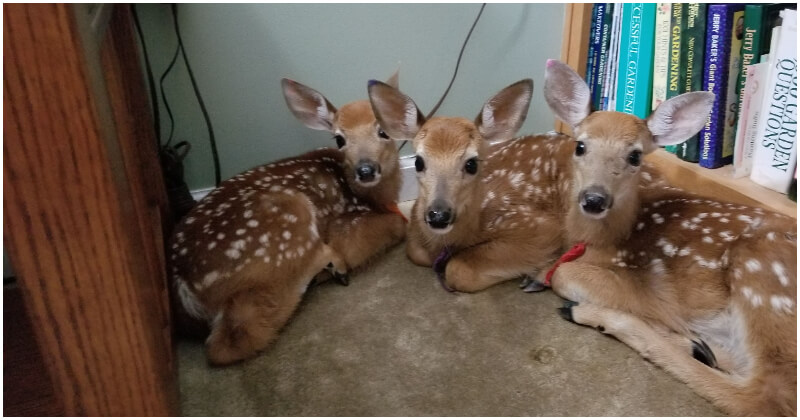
top-left (543, 59), bottom-right (796, 416)
top-left (168, 73), bottom-right (406, 365)
top-left (367, 78), bottom-right (666, 293)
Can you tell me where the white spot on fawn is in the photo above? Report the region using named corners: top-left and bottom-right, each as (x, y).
top-left (243, 209), bottom-right (253, 219)
top-left (741, 287), bottom-right (763, 307)
top-left (201, 271), bottom-right (220, 288)
top-left (247, 220), bottom-right (259, 228)
top-left (282, 230), bottom-right (292, 240)
top-left (772, 262), bottom-right (789, 287)
top-left (770, 295), bottom-right (794, 314)
top-left (225, 248), bottom-right (241, 259)
top-left (208, 242), bottom-right (216, 250)
top-left (744, 259), bottom-right (761, 273)
top-left (236, 228), bottom-right (246, 235)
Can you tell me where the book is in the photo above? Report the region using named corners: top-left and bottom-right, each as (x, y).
top-left (585, 4), bottom-right (598, 91)
top-left (664, 4), bottom-right (684, 153)
top-left (595, 4), bottom-right (614, 111)
top-left (732, 62), bottom-right (769, 178)
top-left (652, 3), bottom-right (671, 112)
top-left (750, 9), bottom-right (797, 193)
top-left (733, 4), bottom-right (766, 143)
top-left (605, 4), bottom-right (623, 111)
top-left (720, 9), bottom-right (746, 165)
top-left (675, 3), bottom-right (707, 162)
top-left (589, 4), bottom-right (609, 110)
top-left (615, 3), bottom-right (657, 118)
top-left (698, 4), bottom-right (745, 169)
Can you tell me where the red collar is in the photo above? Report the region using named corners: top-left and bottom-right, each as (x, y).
top-left (544, 242), bottom-right (587, 287)
top-left (384, 202), bottom-right (408, 223)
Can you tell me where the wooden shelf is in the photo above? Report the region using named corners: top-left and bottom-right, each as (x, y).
top-left (646, 149), bottom-right (797, 218)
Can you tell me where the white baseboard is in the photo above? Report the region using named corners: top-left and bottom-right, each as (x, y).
top-left (189, 159), bottom-right (419, 204)
top-left (190, 187), bottom-right (215, 201)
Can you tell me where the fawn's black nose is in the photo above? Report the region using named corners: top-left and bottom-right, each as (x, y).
top-left (580, 186), bottom-right (612, 215)
top-left (426, 200), bottom-right (455, 230)
top-left (356, 161), bottom-right (379, 182)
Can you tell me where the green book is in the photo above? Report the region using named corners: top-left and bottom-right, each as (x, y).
top-left (615, 3), bottom-right (657, 119)
top-left (676, 3), bottom-right (706, 163)
top-left (664, 4), bottom-right (684, 153)
top-left (734, 4), bottom-right (765, 137)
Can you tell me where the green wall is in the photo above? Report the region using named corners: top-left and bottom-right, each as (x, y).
top-left (136, 4), bottom-right (565, 191)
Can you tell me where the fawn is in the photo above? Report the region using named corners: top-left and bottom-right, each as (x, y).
top-left (367, 79), bottom-right (666, 293)
top-left (168, 73), bottom-right (406, 365)
top-left (543, 59), bottom-right (797, 416)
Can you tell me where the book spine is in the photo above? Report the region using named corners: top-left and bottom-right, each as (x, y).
top-left (750, 9), bottom-right (798, 193)
top-left (590, 4), bottom-right (607, 110)
top-left (720, 9), bottom-right (746, 165)
top-left (734, 5), bottom-right (764, 136)
top-left (698, 4), bottom-right (736, 169)
top-left (666, 4), bottom-right (684, 100)
top-left (585, 4), bottom-right (598, 89)
top-left (596, 3), bottom-right (614, 111)
top-left (615, 3), bottom-right (657, 118)
top-left (664, 4), bottom-right (684, 153)
top-left (652, 3), bottom-right (671, 112)
top-left (732, 62), bottom-right (768, 178)
top-left (677, 3), bottom-right (706, 162)
top-left (606, 4), bottom-right (623, 111)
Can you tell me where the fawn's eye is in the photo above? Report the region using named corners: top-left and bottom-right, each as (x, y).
top-left (378, 129), bottom-right (389, 139)
top-left (575, 141), bottom-right (586, 156)
top-left (334, 135), bottom-right (346, 148)
top-left (415, 156), bottom-right (425, 172)
top-left (628, 150), bottom-right (642, 166)
top-left (464, 158), bottom-right (478, 175)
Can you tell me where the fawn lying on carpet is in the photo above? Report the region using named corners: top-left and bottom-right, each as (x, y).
top-left (544, 59), bottom-right (796, 416)
top-left (169, 74), bottom-right (406, 364)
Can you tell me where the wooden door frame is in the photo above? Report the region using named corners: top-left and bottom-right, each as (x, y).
top-left (4, 4), bottom-right (177, 415)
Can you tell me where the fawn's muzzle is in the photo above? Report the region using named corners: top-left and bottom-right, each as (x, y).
top-left (355, 160), bottom-right (380, 183)
top-left (425, 200), bottom-right (455, 231)
top-left (579, 186), bottom-right (612, 217)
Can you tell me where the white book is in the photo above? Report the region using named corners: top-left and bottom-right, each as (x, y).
top-left (608, 4), bottom-right (623, 110)
top-left (651, 3), bottom-right (672, 111)
top-left (750, 9), bottom-right (797, 193)
top-left (732, 62), bottom-right (769, 178)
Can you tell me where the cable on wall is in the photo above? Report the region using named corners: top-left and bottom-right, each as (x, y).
top-left (398, 3), bottom-right (486, 152)
top-left (171, 4), bottom-right (222, 187)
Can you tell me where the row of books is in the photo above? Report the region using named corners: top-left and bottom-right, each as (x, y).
top-left (584, 3), bottom-right (797, 196)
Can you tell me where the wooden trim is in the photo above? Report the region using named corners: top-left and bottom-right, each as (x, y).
top-left (3, 4), bottom-right (177, 415)
top-left (556, 3), bottom-right (594, 134)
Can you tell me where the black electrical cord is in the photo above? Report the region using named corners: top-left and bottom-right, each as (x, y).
top-left (131, 4), bottom-right (161, 148)
top-left (398, 3), bottom-right (486, 152)
top-left (171, 4), bottom-right (222, 187)
top-left (160, 39), bottom-right (181, 147)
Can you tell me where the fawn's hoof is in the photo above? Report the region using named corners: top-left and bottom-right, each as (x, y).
top-left (519, 275), bottom-right (546, 292)
top-left (557, 301), bottom-right (579, 322)
top-left (691, 339), bottom-right (718, 368)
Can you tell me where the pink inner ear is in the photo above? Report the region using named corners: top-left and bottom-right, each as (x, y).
top-left (546, 59), bottom-right (555, 67)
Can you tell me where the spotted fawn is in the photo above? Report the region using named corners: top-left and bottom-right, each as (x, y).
top-left (544, 59), bottom-right (796, 416)
top-left (169, 74), bottom-right (406, 365)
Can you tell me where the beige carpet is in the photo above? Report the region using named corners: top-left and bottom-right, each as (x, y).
top-left (176, 212), bottom-right (723, 416)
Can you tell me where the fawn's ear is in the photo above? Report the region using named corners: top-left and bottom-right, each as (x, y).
top-left (475, 79), bottom-right (533, 143)
top-left (385, 68), bottom-right (400, 89)
top-left (543, 59), bottom-right (591, 128)
top-left (281, 79), bottom-right (338, 132)
top-left (646, 91), bottom-right (715, 151)
top-left (368, 80), bottom-right (425, 141)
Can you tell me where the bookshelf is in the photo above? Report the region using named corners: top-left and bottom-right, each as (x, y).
top-left (559, 3), bottom-right (797, 219)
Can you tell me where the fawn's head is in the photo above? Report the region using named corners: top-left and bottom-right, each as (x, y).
top-left (544, 59), bottom-right (713, 221)
top-left (281, 72), bottom-right (402, 201)
top-left (368, 79), bottom-right (533, 233)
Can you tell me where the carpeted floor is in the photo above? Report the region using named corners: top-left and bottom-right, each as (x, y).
top-left (176, 205), bottom-right (723, 416)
